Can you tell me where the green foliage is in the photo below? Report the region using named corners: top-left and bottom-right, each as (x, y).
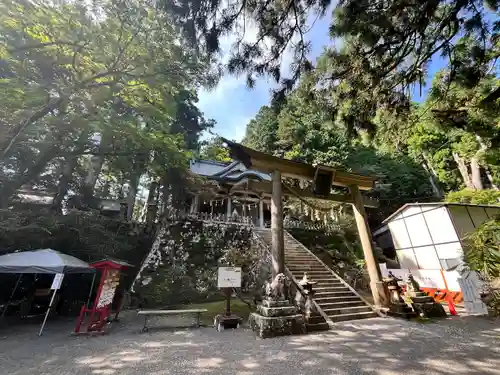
top-left (242, 78), bottom-right (437, 224)
top-left (446, 189), bottom-right (500, 204)
top-left (0, 0), bottom-right (213, 212)
top-left (200, 136), bottom-right (232, 163)
top-left (160, 0), bottom-right (499, 109)
top-left (464, 216), bottom-right (500, 279)
top-left (243, 106), bottom-right (279, 154)
top-left (462, 215), bottom-right (500, 314)
top-left (0, 210), bottom-right (152, 265)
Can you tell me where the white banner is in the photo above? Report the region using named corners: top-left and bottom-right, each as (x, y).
top-left (50, 273), bottom-right (64, 290)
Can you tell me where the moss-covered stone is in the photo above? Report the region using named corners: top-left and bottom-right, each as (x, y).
top-left (257, 305), bottom-right (298, 317)
top-left (248, 312), bottom-right (306, 338)
top-left (134, 220), bottom-right (269, 307)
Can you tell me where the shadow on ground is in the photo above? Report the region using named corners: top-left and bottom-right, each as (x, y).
top-left (0, 314), bottom-right (499, 375)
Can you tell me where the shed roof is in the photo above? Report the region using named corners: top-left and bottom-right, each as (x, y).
top-left (382, 202), bottom-right (500, 224)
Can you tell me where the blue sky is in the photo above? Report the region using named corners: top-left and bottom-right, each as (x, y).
top-left (197, 13), bottom-right (334, 142)
top-left (197, 12), bottom-right (444, 142)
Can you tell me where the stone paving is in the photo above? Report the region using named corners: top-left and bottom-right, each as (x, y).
top-left (1, 314), bottom-right (499, 375)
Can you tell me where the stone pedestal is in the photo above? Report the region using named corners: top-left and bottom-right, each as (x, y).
top-left (384, 279), bottom-right (415, 319)
top-left (214, 314), bottom-right (243, 331)
top-left (248, 299), bottom-right (306, 339)
top-left (409, 293), bottom-right (447, 318)
top-left (387, 302), bottom-right (416, 319)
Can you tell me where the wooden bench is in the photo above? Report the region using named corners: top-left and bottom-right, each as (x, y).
top-left (137, 309), bottom-right (208, 332)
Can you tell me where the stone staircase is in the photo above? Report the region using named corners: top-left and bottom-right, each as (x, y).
top-left (254, 228), bottom-right (377, 326)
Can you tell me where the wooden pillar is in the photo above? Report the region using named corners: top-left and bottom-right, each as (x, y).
top-left (349, 184), bottom-right (385, 307)
top-left (190, 195), bottom-right (199, 214)
top-left (271, 170), bottom-right (284, 277)
top-left (259, 198), bottom-right (264, 228)
top-left (299, 179), bottom-right (304, 214)
top-left (226, 196), bottom-right (232, 221)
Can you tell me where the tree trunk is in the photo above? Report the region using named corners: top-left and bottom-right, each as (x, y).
top-left (52, 155), bottom-right (79, 212)
top-left (52, 130), bottom-right (90, 211)
top-left (421, 155), bottom-right (444, 198)
top-left (126, 171), bottom-right (142, 221)
top-left (0, 97), bottom-right (65, 159)
top-left (470, 156), bottom-right (484, 191)
top-left (474, 135), bottom-right (497, 190)
top-left (485, 169), bottom-right (499, 190)
top-left (453, 153), bottom-right (474, 189)
top-left (81, 130), bottom-right (112, 204)
top-left (0, 145), bottom-right (60, 207)
top-left (145, 180), bottom-right (159, 229)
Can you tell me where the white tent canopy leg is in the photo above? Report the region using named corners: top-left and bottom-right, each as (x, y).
top-left (0, 274), bottom-right (23, 319)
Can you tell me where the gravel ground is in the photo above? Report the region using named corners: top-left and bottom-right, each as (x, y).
top-left (1, 314), bottom-right (499, 375)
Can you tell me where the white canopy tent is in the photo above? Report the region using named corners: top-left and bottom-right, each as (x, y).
top-left (0, 249), bottom-right (95, 274)
top-left (0, 249), bottom-right (95, 335)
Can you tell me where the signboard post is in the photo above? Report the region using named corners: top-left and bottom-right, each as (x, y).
top-left (215, 267), bottom-right (243, 331)
top-left (39, 273), bottom-right (65, 336)
top-left (217, 267), bottom-right (242, 288)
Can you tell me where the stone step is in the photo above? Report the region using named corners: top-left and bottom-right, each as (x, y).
top-left (287, 263), bottom-right (324, 267)
top-left (315, 295), bottom-right (361, 303)
top-left (306, 315), bottom-right (326, 324)
top-left (312, 278), bottom-right (343, 283)
top-left (314, 287), bottom-right (351, 293)
top-left (314, 283), bottom-right (346, 289)
top-left (315, 290), bottom-right (355, 297)
top-left (286, 258), bottom-right (317, 262)
top-left (287, 267), bottom-right (331, 273)
top-left (288, 267), bottom-right (333, 278)
top-left (323, 306), bottom-right (373, 315)
top-left (287, 265), bottom-right (324, 270)
top-left (291, 277), bottom-right (343, 285)
top-left (306, 322), bottom-right (330, 332)
top-left (289, 268), bottom-right (331, 273)
top-left (285, 258), bottom-right (316, 261)
top-left (328, 311), bottom-right (378, 322)
top-left (317, 300), bottom-right (366, 309)
top-left (313, 284), bottom-right (350, 293)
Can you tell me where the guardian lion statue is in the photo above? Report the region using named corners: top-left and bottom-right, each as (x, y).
top-left (264, 273), bottom-right (288, 301)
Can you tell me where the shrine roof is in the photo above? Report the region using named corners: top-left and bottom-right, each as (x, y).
top-left (189, 159), bottom-right (271, 183)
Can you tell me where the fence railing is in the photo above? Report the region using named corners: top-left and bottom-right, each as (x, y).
top-left (159, 209), bottom-right (341, 231)
top-left (283, 218), bottom-right (341, 232)
top-left (162, 209), bottom-right (255, 226)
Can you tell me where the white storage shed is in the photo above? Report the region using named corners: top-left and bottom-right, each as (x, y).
top-left (374, 202), bottom-right (500, 315)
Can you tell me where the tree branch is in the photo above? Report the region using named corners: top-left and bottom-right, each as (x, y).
top-left (8, 41), bottom-right (85, 52)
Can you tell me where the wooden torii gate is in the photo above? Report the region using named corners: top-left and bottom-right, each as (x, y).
top-left (222, 139), bottom-right (386, 307)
